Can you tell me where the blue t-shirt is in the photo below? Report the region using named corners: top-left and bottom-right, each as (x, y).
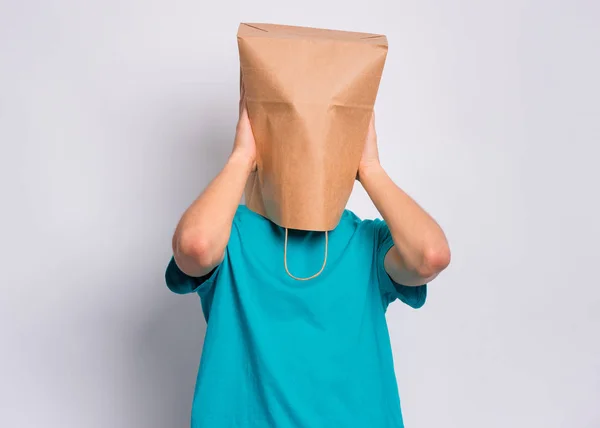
top-left (165, 205), bottom-right (427, 428)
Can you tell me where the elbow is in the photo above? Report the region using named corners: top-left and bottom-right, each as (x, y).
top-left (416, 243), bottom-right (451, 279)
top-left (175, 231), bottom-right (222, 269)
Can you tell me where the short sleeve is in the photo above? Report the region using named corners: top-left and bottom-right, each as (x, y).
top-left (373, 219), bottom-right (427, 310)
top-left (164, 256), bottom-right (219, 295)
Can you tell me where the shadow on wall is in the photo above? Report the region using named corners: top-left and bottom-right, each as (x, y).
top-left (129, 96), bottom-right (234, 427)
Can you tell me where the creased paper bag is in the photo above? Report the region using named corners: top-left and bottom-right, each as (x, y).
top-left (237, 23), bottom-right (388, 231)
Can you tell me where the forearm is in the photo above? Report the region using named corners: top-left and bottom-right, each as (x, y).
top-left (360, 163), bottom-right (450, 282)
top-left (173, 152), bottom-right (253, 276)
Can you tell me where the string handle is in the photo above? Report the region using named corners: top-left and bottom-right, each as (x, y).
top-left (283, 229), bottom-right (328, 281)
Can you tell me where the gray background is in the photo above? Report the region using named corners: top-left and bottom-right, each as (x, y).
top-left (1, 0), bottom-right (598, 427)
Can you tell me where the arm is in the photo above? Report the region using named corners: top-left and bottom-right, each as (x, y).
top-left (358, 114), bottom-right (451, 286)
top-left (172, 94), bottom-right (256, 277)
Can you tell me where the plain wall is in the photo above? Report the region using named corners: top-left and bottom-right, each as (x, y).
top-left (1, 1), bottom-right (599, 427)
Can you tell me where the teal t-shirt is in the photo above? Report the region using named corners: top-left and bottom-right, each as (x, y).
top-left (165, 205), bottom-right (427, 428)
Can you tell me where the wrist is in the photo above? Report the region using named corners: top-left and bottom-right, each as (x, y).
top-left (228, 150), bottom-right (255, 174)
top-left (358, 161), bottom-right (384, 183)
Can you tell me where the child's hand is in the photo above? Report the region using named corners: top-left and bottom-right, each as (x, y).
top-left (357, 112), bottom-right (380, 182)
top-left (232, 81), bottom-right (257, 172)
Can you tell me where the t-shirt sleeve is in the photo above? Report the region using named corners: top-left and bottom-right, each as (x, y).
top-left (373, 219), bottom-right (427, 310)
top-left (164, 256), bottom-right (219, 295)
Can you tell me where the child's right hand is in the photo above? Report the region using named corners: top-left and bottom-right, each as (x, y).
top-left (232, 82), bottom-right (257, 172)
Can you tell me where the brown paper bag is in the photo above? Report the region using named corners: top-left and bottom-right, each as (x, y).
top-left (238, 23), bottom-right (388, 231)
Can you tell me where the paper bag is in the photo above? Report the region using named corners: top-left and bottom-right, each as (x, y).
top-left (237, 23), bottom-right (388, 231)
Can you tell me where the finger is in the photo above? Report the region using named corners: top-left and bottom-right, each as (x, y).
top-left (369, 111), bottom-right (377, 137)
top-left (242, 107), bottom-right (250, 123)
top-left (239, 80), bottom-right (247, 117)
top-left (239, 102), bottom-right (250, 124)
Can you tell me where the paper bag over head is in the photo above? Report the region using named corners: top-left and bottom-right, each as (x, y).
top-left (237, 23), bottom-right (388, 232)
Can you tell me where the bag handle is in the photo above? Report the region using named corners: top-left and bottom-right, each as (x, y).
top-left (283, 229), bottom-right (328, 281)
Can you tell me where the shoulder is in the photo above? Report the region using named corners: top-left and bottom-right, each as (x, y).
top-left (335, 209), bottom-right (386, 246)
top-left (233, 204), bottom-right (267, 229)
top-left (339, 210), bottom-right (394, 251)
top-left (340, 209), bottom-right (384, 233)
top-left (233, 204), bottom-right (251, 222)
top-left (230, 204), bottom-right (281, 245)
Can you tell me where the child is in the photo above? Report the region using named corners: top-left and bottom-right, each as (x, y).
top-left (165, 95), bottom-right (450, 427)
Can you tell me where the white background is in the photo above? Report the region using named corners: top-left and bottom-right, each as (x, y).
top-left (1, 1), bottom-right (599, 427)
